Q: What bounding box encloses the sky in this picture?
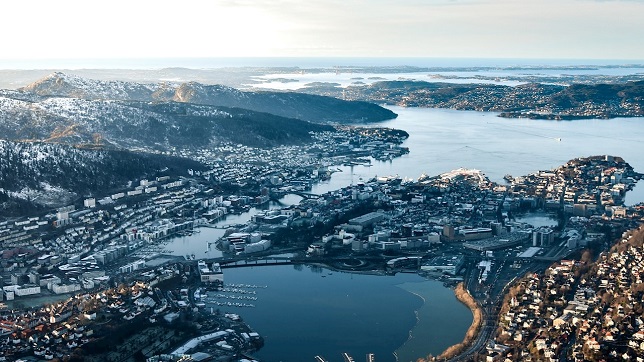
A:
[2,0,644,61]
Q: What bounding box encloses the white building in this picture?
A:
[119,259,146,274]
[243,239,272,254]
[84,198,96,208]
[51,283,81,294]
[4,285,41,297]
[198,261,224,283]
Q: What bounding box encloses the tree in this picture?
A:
[581,249,593,264]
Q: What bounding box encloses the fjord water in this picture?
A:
[217,265,472,362]
[313,106,644,205]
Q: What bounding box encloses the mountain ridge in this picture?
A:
[0,94,335,151]
[19,72,397,124]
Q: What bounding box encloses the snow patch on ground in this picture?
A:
[7,183,76,207]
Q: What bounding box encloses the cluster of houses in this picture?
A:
[183,127,409,188]
[0,125,412,301]
[2,153,641,308]
[0,261,240,361]
[493,226,644,361]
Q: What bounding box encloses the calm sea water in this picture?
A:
[212,265,471,362]
[312,106,644,206]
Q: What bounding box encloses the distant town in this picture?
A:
[300,79,644,121]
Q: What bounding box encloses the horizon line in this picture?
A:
[1,56,643,71]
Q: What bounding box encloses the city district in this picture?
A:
[1,152,643,362]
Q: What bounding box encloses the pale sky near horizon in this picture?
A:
[2,0,643,60]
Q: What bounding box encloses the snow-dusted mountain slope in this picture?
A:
[0,93,333,151]
[20,72,397,124]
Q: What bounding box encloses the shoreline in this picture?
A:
[394,280,473,362]
[436,282,483,360]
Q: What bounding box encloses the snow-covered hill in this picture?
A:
[0,139,203,214]
[20,72,397,124]
[0,92,332,151]
[21,72,162,101]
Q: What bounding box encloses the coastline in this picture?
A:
[436,282,483,360]
[394,280,473,362]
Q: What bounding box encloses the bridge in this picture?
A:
[291,191,320,199]
[202,223,244,230]
[273,191,320,200]
[218,257,295,268]
[216,256,373,269]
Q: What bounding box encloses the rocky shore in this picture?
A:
[436,283,483,360]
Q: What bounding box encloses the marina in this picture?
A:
[199,284,265,309]
[217,265,472,362]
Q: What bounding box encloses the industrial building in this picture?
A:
[463,232,531,251]
[348,212,385,228]
[421,255,465,275]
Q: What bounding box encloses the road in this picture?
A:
[447,260,549,361]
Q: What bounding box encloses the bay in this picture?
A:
[211,265,472,362]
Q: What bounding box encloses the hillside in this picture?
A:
[0,140,204,214]
[0,93,334,151]
[20,72,397,124]
[306,80,644,120]
[171,81,397,123]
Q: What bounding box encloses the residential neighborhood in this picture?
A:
[492,226,644,361]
